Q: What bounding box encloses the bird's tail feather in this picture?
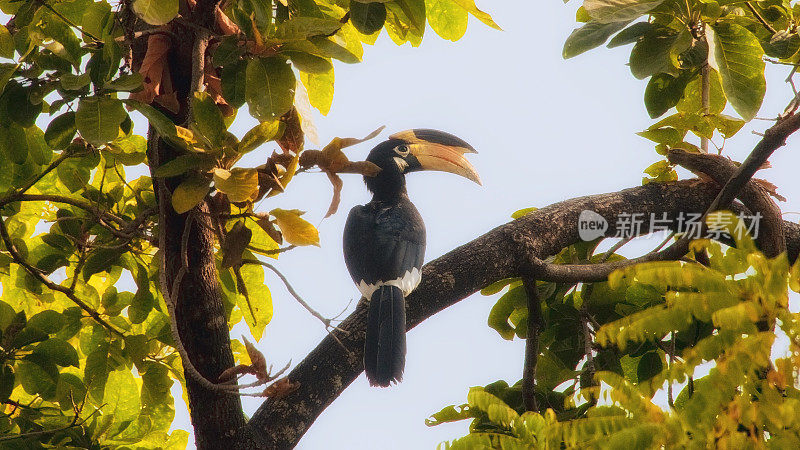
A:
[364,285,406,387]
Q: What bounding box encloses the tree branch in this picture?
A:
[240,179,800,448]
[0,216,124,337]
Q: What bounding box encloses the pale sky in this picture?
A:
[160,1,800,449]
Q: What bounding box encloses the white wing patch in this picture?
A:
[357,267,422,299]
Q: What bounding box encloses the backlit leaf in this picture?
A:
[270,208,320,246]
[711,23,765,121]
[132,0,178,26]
[172,174,211,213]
[213,168,259,203]
[76,96,128,146]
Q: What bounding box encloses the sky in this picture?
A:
[154,1,800,449]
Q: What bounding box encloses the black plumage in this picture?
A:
[342,129,479,387]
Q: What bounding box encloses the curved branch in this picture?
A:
[240,179,800,448]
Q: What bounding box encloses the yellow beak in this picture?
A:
[390,129,481,185]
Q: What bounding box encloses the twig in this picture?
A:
[36,0,102,42]
[0,216,124,337]
[114,28,179,43]
[745,2,777,34]
[0,407,100,443]
[667,331,675,408]
[602,235,634,261]
[0,194,128,226]
[521,275,542,412]
[701,62,710,153]
[242,258,349,337]
[160,215,290,394]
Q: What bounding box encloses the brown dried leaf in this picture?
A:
[216,6,241,35]
[129,33,173,106]
[341,160,381,177]
[753,178,786,202]
[262,377,300,399]
[324,171,343,218]
[322,126,385,154]
[218,364,252,382]
[243,336,268,379]
[255,212,283,244]
[221,220,252,268]
[205,67,234,117]
[277,107,304,154]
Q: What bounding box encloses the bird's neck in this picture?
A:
[365,172,408,201]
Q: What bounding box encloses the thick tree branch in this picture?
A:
[240,179,800,448]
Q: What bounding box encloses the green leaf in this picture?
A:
[245,57,296,121]
[4,81,42,127]
[103,369,141,424]
[427,0,468,42]
[0,365,13,401]
[350,1,387,35]
[28,310,64,334]
[310,36,361,64]
[172,173,210,213]
[637,127,684,146]
[25,125,52,165]
[629,28,678,79]
[300,69,334,116]
[60,72,92,91]
[451,0,501,30]
[644,71,692,119]
[45,111,77,150]
[132,0,178,26]
[0,123,29,165]
[221,61,247,109]
[17,358,58,399]
[286,52,334,74]
[83,248,124,280]
[584,0,664,23]
[677,69,725,115]
[395,0,426,32]
[563,20,630,59]
[76,96,128,146]
[711,23,766,121]
[0,25,13,58]
[710,114,745,138]
[154,153,215,177]
[213,168,259,203]
[274,17,343,40]
[106,134,147,165]
[237,258,273,340]
[239,121,285,154]
[32,338,79,367]
[607,21,652,48]
[636,351,663,381]
[104,72,144,92]
[191,91,226,147]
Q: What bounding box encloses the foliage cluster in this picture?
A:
[429,0,800,448]
[0,0,497,446]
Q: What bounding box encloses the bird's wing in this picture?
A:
[343,200,426,297]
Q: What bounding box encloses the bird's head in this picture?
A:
[364,129,481,198]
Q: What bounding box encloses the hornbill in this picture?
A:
[343,129,480,387]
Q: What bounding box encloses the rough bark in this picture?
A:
[135,2,245,447]
[241,179,800,448]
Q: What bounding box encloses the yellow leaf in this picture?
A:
[269,151,300,197]
[270,208,319,246]
[171,174,210,213]
[213,167,259,203]
[791,258,800,293]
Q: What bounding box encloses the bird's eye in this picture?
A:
[394,145,410,157]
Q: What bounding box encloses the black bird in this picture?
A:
[343,129,480,386]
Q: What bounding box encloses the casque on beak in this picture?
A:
[389,129,482,185]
